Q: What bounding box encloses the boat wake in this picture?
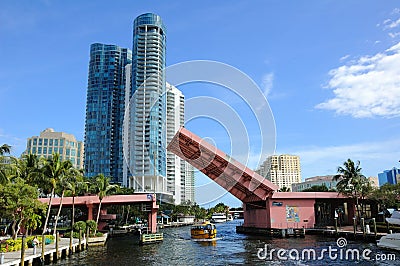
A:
[192,237,222,242]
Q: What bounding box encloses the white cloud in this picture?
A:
[261,72,274,97]
[377,10,400,38]
[389,32,400,38]
[339,54,350,61]
[316,41,400,118]
[384,18,400,29]
[392,8,400,15]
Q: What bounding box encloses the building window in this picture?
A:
[38,147,42,154]
[43,147,47,154]
[54,139,58,146]
[49,139,53,146]
[59,148,63,154]
[60,139,64,146]
[33,138,37,145]
[44,139,48,146]
[39,139,42,145]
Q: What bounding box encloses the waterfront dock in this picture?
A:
[139,233,163,245]
[237,224,388,242]
[0,237,86,266]
[306,225,387,241]
[87,233,108,246]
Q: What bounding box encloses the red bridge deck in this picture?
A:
[167,127,278,203]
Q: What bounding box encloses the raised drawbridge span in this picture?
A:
[167,127,278,203]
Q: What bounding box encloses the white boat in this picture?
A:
[377,210,400,251]
[211,213,227,223]
[385,210,400,225]
[227,214,233,221]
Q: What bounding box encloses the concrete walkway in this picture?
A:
[1,237,84,266]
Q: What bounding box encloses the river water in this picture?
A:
[55,220,400,265]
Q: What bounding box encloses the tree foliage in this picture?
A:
[0,144,11,155]
[333,159,372,219]
[0,178,46,239]
[370,183,400,209]
[90,174,118,230]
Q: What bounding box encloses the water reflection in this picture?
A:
[54,220,400,266]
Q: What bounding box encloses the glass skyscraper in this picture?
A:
[129,13,168,194]
[378,167,400,186]
[84,43,132,183]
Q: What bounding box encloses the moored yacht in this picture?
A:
[377,210,400,251]
[211,213,227,223]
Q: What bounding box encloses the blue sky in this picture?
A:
[1,1,400,207]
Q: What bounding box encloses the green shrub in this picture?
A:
[63,231,80,238]
[95,232,103,237]
[86,220,97,233]
[73,221,87,232]
[1,238,27,252]
[0,235,54,252]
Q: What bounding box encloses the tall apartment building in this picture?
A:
[129,13,168,196]
[122,64,132,187]
[257,154,301,190]
[183,161,195,203]
[25,128,84,169]
[165,83,195,204]
[84,43,132,183]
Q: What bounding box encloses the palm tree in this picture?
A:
[333,159,368,221]
[53,166,78,234]
[10,154,42,185]
[0,144,11,155]
[64,170,87,249]
[41,153,73,235]
[66,172,87,230]
[278,186,291,192]
[0,159,10,185]
[0,144,11,184]
[91,174,118,232]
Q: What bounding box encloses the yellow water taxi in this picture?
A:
[191,221,217,240]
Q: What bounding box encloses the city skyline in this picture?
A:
[1,1,400,207]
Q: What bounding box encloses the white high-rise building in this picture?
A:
[166,83,195,204]
[129,13,168,197]
[257,154,301,190]
[183,161,195,203]
[122,64,132,187]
